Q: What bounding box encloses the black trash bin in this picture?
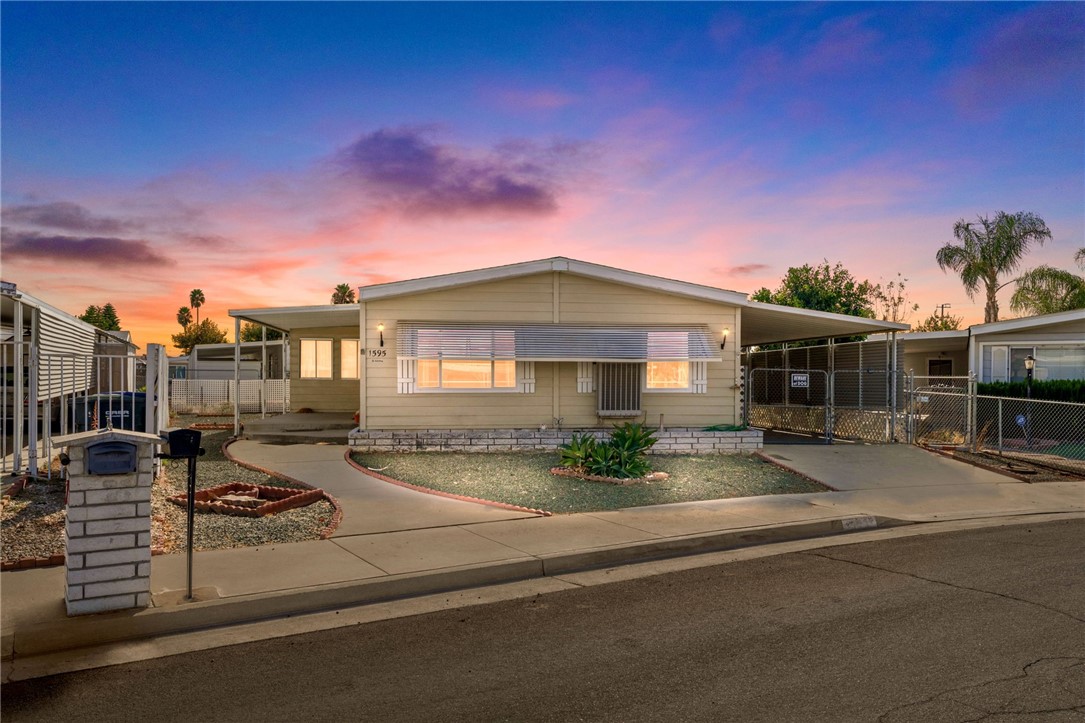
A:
[70,392,147,432]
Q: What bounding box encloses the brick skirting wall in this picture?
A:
[349,428,762,454]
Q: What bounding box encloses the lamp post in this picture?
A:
[1024,355,1035,448]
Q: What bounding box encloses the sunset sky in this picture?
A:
[2,2,1082,353]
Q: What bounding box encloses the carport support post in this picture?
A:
[889,331,897,443]
[234,317,241,437]
[260,325,267,419]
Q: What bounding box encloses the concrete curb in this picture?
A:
[2,514,902,660]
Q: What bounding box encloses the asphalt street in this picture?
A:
[4,518,1083,722]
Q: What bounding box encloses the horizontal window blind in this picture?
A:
[397,323,717,362]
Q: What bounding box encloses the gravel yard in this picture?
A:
[2,425,337,565]
[352,452,825,514]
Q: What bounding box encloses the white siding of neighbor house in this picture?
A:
[346,271,740,430]
[37,306,98,398]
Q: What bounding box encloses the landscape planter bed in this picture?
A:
[168,482,324,517]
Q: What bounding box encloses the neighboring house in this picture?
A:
[229,258,907,435]
[897,309,1085,383]
[178,341,287,381]
[1,280,140,472]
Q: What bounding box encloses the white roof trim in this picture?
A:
[358,256,750,305]
[967,309,1085,336]
[228,304,358,332]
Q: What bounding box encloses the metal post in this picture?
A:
[28,346,39,475]
[889,331,897,443]
[233,317,241,437]
[186,455,196,600]
[826,370,834,445]
[261,325,267,419]
[997,397,1003,454]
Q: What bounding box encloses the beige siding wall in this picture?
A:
[289,326,360,413]
[901,351,968,378]
[359,271,740,429]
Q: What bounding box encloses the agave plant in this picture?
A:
[559,433,597,469]
[608,423,658,456]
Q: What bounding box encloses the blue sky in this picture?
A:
[2,2,1082,349]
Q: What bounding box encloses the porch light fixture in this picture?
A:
[377,323,385,348]
[1024,354,1035,372]
[720,329,729,351]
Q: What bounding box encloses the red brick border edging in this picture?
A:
[222,439,343,539]
[345,450,552,517]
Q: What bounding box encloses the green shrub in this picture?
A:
[559,433,598,469]
[558,423,657,479]
[977,379,1085,403]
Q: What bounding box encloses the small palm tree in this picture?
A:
[177,306,193,328]
[935,211,1052,323]
[331,283,356,304]
[189,289,206,324]
[1011,247,1085,316]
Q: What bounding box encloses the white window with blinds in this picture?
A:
[300,339,333,380]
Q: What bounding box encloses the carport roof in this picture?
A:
[228,304,358,333]
[740,303,908,347]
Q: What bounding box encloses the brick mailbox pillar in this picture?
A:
[53,429,162,616]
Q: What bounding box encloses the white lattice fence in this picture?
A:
[170,380,289,413]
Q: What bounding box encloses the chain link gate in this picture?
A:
[746,368,832,441]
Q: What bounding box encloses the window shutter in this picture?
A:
[991,346,1009,383]
[691,361,708,393]
[577,362,594,393]
[518,361,536,393]
[397,358,416,394]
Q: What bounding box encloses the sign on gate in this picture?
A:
[791,373,810,388]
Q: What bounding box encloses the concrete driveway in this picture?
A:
[760,444,1014,491]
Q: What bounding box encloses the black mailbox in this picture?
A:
[160,428,203,459]
[87,441,139,475]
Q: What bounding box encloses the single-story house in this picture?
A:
[229,258,907,450]
[896,309,1085,383]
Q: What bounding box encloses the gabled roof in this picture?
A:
[358,256,751,305]
[231,257,909,343]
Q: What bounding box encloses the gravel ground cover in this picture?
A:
[352,452,825,514]
[2,425,336,565]
[1,477,66,563]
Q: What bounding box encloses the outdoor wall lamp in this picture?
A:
[377,323,385,347]
[720,328,729,351]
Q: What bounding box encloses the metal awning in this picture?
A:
[741,303,910,347]
[396,323,718,362]
[228,304,358,333]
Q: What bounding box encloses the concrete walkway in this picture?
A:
[3,442,1083,680]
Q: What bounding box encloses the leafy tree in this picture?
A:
[1010,247,1085,316]
[871,273,920,324]
[752,261,876,318]
[331,283,356,304]
[240,322,284,342]
[171,318,228,355]
[176,306,193,328]
[751,261,877,347]
[912,311,964,332]
[189,288,206,325]
[935,211,1052,323]
[79,304,121,331]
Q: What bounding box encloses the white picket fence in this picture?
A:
[169,379,288,414]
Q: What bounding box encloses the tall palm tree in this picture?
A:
[189,289,205,325]
[331,283,356,304]
[935,211,1052,323]
[177,306,193,328]
[1010,247,1085,316]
